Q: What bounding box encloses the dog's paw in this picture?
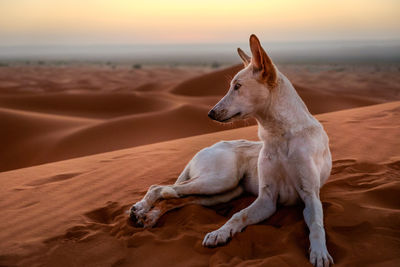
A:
[129,203,147,227]
[202,228,232,247]
[130,201,147,214]
[309,246,334,267]
[142,209,161,228]
[129,204,161,228]
[129,209,145,227]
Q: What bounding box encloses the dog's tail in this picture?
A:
[175,163,191,184]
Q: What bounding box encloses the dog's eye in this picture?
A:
[234,83,241,90]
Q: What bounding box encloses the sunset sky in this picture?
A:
[0,0,399,46]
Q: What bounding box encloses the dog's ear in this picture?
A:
[237,48,250,66]
[249,34,277,87]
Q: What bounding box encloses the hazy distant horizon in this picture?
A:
[1,39,399,64]
[2,0,399,64]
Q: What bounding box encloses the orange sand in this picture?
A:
[0,101,399,266]
[1,64,397,172]
[0,64,399,266]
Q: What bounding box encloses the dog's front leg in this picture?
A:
[292,159,333,267]
[202,191,276,247]
[301,191,333,267]
[203,155,278,247]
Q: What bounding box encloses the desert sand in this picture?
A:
[2,63,399,172]
[0,63,399,266]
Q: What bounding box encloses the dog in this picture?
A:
[130,139,262,227]
[130,34,333,267]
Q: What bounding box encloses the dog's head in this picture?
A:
[208,34,278,123]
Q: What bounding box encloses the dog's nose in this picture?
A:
[208,109,216,120]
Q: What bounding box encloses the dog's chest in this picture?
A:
[262,143,300,205]
[276,175,299,205]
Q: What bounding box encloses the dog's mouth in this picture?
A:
[220,112,241,122]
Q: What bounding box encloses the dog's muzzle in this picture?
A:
[208,109,217,120]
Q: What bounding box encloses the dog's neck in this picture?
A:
[255,73,316,142]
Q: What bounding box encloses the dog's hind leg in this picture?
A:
[132,172,240,216]
[174,163,190,184]
[133,186,244,228]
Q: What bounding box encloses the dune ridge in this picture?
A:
[0,101,399,267]
[1,63,399,172]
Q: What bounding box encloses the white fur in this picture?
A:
[130,35,333,267]
[130,140,261,227]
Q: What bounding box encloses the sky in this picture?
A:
[0,0,399,46]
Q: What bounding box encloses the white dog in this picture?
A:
[130,34,333,267]
[130,140,262,226]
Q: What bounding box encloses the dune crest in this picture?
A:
[1,64,399,171]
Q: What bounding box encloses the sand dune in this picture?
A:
[171,65,243,96]
[0,93,175,118]
[294,85,380,114]
[0,102,399,266]
[0,107,98,171]
[0,63,399,172]
[38,105,236,162]
[171,64,382,114]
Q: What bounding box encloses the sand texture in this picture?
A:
[0,63,399,266]
[1,64,398,172]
